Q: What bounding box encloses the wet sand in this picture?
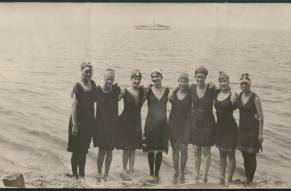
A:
[0,148,289,188]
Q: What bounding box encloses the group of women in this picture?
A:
[66,62,264,186]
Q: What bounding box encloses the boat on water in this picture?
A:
[134,22,170,30]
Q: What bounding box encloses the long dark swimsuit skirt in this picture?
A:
[116,87,144,150]
[189,84,216,147]
[168,89,192,144]
[143,87,169,153]
[93,84,121,150]
[67,81,97,153]
[237,92,260,154]
[214,91,237,152]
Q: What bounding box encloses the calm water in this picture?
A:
[0,5,291,185]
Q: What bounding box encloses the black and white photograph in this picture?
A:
[0,2,290,188]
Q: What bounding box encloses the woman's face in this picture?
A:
[131,77,141,88]
[178,78,189,90]
[151,72,162,85]
[104,71,115,88]
[82,68,92,81]
[195,73,206,85]
[240,82,251,93]
[218,78,229,90]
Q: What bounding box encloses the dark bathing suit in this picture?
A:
[189,83,216,147]
[116,87,144,150]
[168,88,192,145]
[93,84,121,150]
[143,86,169,153]
[214,90,237,152]
[67,80,97,153]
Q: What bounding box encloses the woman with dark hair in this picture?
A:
[67,62,97,180]
[143,68,169,184]
[116,69,145,178]
[214,71,237,185]
[237,73,264,186]
[189,65,216,183]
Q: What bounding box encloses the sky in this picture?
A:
[1,3,291,30]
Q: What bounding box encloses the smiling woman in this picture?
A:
[115,69,145,178]
[168,72,192,183]
[214,71,238,185]
[142,68,170,184]
[189,65,216,183]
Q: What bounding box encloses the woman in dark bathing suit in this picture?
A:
[93,69,123,182]
[214,71,237,185]
[67,62,97,180]
[168,72,192,183]
[143,68,169,184]
[237,73,264,186]
[116,70,145,177]
[189,66,216,183]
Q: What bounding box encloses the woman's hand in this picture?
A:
[168,88,174,100]
[121,88,125,96]
[258,134,264,143]
[231,92,237,103]
[72,125,78,136]
[141,84,151,102]
[208,81,215,89]
[118,88,125,101]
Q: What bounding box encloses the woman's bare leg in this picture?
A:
[128,149,136,173]
[122,150,129,172]
[172,142,180,177]
[97,149,106,181]
[227,150,236,184]
[194,145,202,179]
[180,144,188,178]
[202,147,211,183]
[219,149,227,185]
[104,150,113,180]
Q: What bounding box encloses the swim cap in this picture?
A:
[178,72,189,81]
[151,68,163,78]
[195,65,208,77]
[80,62,92,73]
[240,73,251,85]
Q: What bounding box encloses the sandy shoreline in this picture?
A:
[0,149,289,189]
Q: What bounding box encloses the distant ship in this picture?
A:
[134,22,170,30]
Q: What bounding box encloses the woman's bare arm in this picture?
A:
[118,87,125,101]
[71,93,78,136]
[142,84,151,102]
[254,96,264,143]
